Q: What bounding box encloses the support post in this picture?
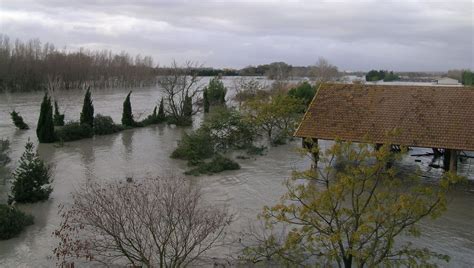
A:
[449,149,458,173]
[443,149,451,171]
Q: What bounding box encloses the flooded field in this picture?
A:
[0,80,473,267]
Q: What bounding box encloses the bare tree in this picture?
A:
[309,57,339,82]
[53,176,232,267]
[157,61,204,126]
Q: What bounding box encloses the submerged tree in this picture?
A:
[243,94,304,144]
[203,88,210,113]
[10,110,29,130]
[9,140,52,204]
[0,139,11,177]
[242,140,463,267]
[157,97,165,121]
[36,93,56,143]
[53,101,65,126]
[122,91,135,127]
[205,77,227,106]
[157,61,203,126]
[80,87,94,127]
[54,176,232,267]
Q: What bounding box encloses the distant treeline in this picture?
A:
[0,36,343,92]
[239,59,340,81]
[0,35,161,92]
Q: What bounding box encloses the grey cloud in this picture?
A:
[0,0,472,71]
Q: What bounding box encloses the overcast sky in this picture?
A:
[1,0,472,71]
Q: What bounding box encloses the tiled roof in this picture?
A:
[294,83,474,151]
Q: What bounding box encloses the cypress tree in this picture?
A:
[9,139,52,204]
[203,89,210,113]
[53,101,65,126]
[183,95,193,118]
[158,97,165,121]
[122,91,135,127]
[36,94,56,143]
[80,87,94,127]
[10,110,29,130]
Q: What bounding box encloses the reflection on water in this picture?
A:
[0,83,473,267]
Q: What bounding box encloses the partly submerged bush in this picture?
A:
[185,155,240,176]
[10,110,29,130]
[171,129,214,163]
[9,140,53,204]
[53,101,65,126]
[55,121,93,142]
[140,105,165,126]
[204,107,256,151]
[93,114,123,135]
[0,204,34,240]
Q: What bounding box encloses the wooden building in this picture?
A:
[294,83,474,172]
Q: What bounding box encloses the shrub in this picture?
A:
[10,110,29,130]
[36,93,56,143]
[53,101,65,126]
[157,98,165,121]
[0,204,34,240]
[9,140,53,204]
[203,88,210,113]
[93,114,122,135]
[171,129,214,163]
[141,104,165,126]
[55,121,93,142]
[0,139,11,167]
[287,81,316,107]
[80,87,94,127]
[205,77,227,106]
[185,155,240,176]
[204,107,256,151]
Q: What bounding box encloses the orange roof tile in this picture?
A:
[294,83,474,151]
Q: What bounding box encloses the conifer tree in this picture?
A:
[183,94,193,118]
[53,101,65,126]
[203,89,210,113]
[9,139,52,204]
[122,91,135,127]
[36,93,56,143]
[10,110,29,130]
[80,87,94,127]
[158,97,165,121]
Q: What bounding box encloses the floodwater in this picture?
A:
[0,78,473,267]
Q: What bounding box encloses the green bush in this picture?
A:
[288,81,316,107]
[55,121,93,142]
[0,139,10,167]
[10,110,29,130]
[140,104,165,126]
[9,140,52,204]
[171,129,214,163]
[204,107,256,150]
[185,155,240,176]
[93,114,123,135]
[0,204,34,240]
[206,77,227,105]
[53,101,65,126]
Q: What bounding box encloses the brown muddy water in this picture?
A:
[0,79,473,267]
